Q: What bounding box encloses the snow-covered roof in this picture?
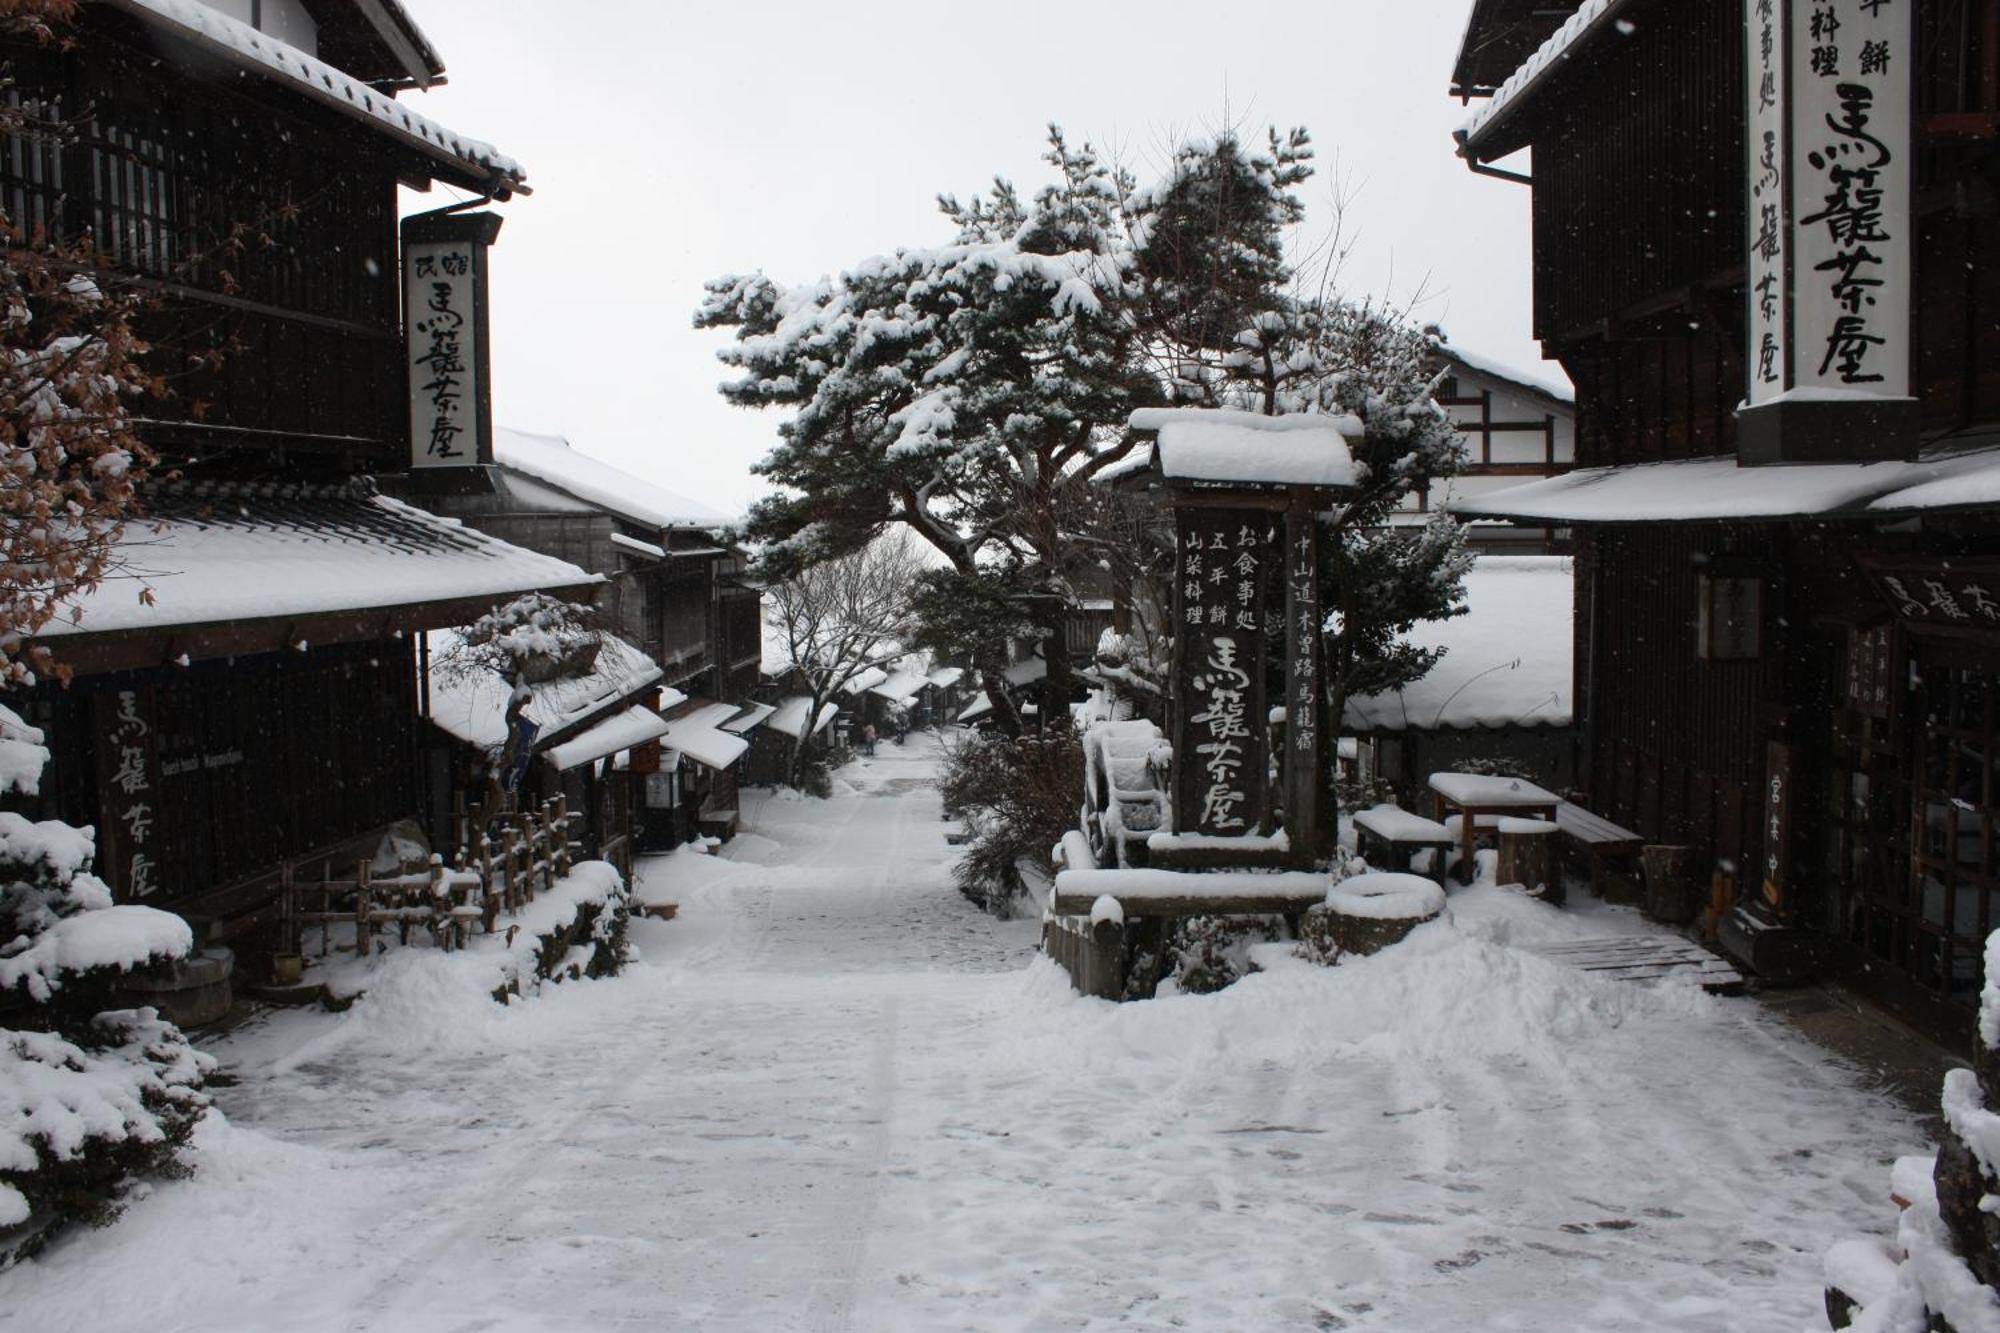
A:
[721,701,776,734]
[1452,444,2000,524]
[496,428,736,533]
[926,666,965,688]
[958,694,994,724]
[870,669,929,705]
[1343,556,1573,733]
[1441,346,1574,406]
[766,695,839,740]
[1458,0,1629,159]
[542,705,672,773]
[662,699,749,772]
[610,532,667,561]
[843,666,890,696]
[1128,408,1361,490]
[427,629,671,754]
[40,483,598,647]
[106,0,525,194]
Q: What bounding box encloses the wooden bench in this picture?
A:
[1554,800,1644,899]
[1352,804,1455,884]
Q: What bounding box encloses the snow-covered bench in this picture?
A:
[1554,800,1643,898]
[1352,804,1454,883]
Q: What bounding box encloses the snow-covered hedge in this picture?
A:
[491,860,631,1002]
[0,703,210,1261]
[1825,930,2000,1330]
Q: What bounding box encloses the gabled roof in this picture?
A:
[1128,408,1362,491]
[1439,346,1575,407]
[496,428,736,534]
[105,0,523,195]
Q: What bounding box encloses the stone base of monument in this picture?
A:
[1310,873,1448,958]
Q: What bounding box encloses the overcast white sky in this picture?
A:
[396,0,1541,516]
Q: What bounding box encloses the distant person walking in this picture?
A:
[861,722,877,757]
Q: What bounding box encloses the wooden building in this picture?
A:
[4,2,602,972]
[1404,346,1577,553]
[1449,0,2000,1041]
[416,427,765,847]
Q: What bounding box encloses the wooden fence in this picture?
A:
[283,796,580,959]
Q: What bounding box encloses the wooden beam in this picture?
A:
[1050,885,1326,917]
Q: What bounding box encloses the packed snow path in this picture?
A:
[1,734,1928,1331]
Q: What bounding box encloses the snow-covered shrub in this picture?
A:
[1824,929,2000,1330]
[939,729,1083,913]
[436,592,601,687]
[1168,915,1280,994]
[0,703,209,1260]
[493,860,632,1003]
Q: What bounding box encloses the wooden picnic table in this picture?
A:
[1427,772,1562,884]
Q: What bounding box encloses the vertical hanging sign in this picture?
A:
[402,212,504,470]
[1745,0,1788,405]
[1738,0,1915,463]
[1172,508,1271,838]
[1282,504,1325,863]
[94,687,162,901]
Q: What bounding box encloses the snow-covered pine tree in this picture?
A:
[697,129,1159,734]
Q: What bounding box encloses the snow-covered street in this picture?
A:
[0,735,1930,1331]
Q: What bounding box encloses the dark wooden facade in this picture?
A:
[1457,0,2000,1040]
[0,6,556,965]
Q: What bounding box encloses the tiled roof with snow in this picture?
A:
[1128,408,1361,490]
[1457,0,1624,157]
[1451,443,2000,524]
[42,482,598,642]
[427,629,669,754]
[767,695,838,739]
[1343,556,1572,733]
[497,428,736,533]
[107,0,525,192]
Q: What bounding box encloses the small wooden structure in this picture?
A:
[1352,804,1457,884]
[1042,409,1362,999]
[1427,771,1561,884]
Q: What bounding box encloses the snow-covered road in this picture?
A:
[0,734,1928,1331]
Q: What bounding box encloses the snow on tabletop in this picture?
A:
[1428,771,1561,807]
[1053,866,1327,902]
[44,494,597,641]
[766,695,839,739]
[1128,407,1361,489]
[496,428,736,532]
[660,701,750,772]
[0,905,192,1002]
[1352,804,1452,841]
[427,629,664,753]
[1326,873,1448,921]
[541,705,670,774]
[109,0,523,185]
[1343,556,1573,733]
[1495,816,1556,835]
[1448,451,2000,525]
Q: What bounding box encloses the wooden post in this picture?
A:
[1282,501,1328,865]
[355,859,372,957]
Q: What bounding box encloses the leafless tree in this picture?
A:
[764,532,927,788]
